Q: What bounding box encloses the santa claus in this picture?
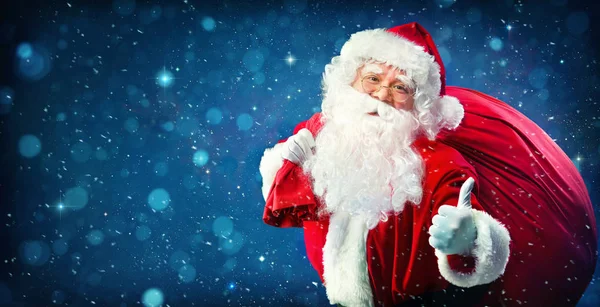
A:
[259,23,597,306]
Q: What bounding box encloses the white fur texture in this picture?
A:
[259,142,285,201]
[339,29,439,99]
[438,95,464,130]
[304,84,424,230]
[322,211,374,307]
[287,28,469,306]
[435,209,511,288]
[322,28,465,139]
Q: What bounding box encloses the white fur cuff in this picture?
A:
[259,142,286,201]
[436,209,511,288]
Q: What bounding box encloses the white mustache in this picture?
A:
[347,91,399,121]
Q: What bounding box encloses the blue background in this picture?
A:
[0,0,599,306]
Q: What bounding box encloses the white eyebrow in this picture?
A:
[395,74,416,89]
[361,64,383,75]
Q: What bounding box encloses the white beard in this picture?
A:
[304,84,424,229]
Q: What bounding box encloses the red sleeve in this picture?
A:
[263,161,319,227]
[431,167,483,274]
[262,118,321,228]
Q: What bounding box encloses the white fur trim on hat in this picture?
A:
[437,95,464,130]
[259,142,286,201]
[335,28,465,134]
[435,209,511,288]
[339,29,441,101]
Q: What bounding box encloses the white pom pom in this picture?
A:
[438,95,464,130]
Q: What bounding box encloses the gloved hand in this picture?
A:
[281,128,316,166]
[428,177,477,255]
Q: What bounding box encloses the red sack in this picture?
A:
[439,86,597,303]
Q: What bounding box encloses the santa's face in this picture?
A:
[350,63,416,112]
[304,62,424,228]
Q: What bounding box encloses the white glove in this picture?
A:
[281,128,315,166]
[428,177,477,255]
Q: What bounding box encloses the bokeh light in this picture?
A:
[169,250,191,271]
[14,44,52,81]
[135,225,152,241]
[236,113,253,131]
[161,121,174,131]
[566,11,589,35]
[124,117,140,133]
[219,231,245,255]
[489,37,503,51]
[19,241,50,266]
[528,67,549,89]
[212,216,234,237]
[205,107,223,125]
[242,50,265,72]
[201,17,216,31]
[147,188,170,211]
[56,112,66,121]
[86,229,105,246]
[223,258,237,272]
[52,239,69,256]
[193,150,210,167]
[95,147,108,160]
[18,134,41,158]
[142,288,164,307]
[16,43,33,58]
[51,290,66,304]
[70,142,92,163]
[154,162,168,176]
[178,264,197,283]
[63,187,89,210]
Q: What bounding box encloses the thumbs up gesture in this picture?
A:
[428,177,478,255]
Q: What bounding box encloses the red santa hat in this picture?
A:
[329,22,464,134]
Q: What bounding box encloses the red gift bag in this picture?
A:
[438,86,597,304]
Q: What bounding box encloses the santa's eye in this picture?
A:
[392,84,408,93]
[363,75,380,84]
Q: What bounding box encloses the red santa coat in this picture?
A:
[262,113,501,306]
[260,87,596,306]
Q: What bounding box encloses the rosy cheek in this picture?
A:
[394,100,413,111]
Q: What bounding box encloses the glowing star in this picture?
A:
[259,255,265,262]
[156,68,174,87]
[285,54,296,68]
[506,25,512,31]
[58,203,64,210]
[228,282,235,290]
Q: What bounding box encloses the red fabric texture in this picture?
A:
[262,87,597,305]
[263,114,482,305]
[262,114,324,228]
[439,86,598,306]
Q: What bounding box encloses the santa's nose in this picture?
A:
[371,87,393,105]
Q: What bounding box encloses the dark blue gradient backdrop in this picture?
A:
[0,0,599,306]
